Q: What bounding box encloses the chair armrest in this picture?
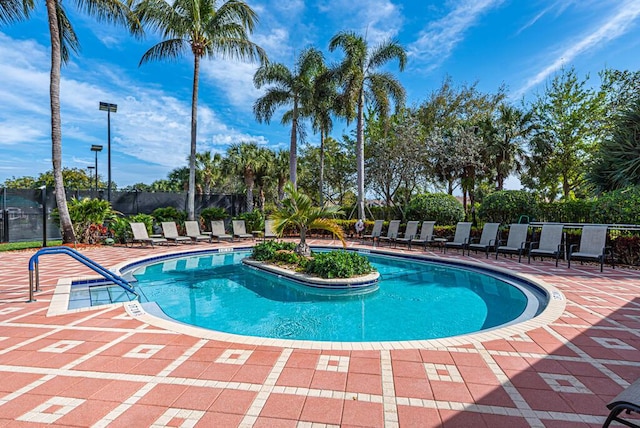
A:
[569,243,578,254]
[529,241,540,250]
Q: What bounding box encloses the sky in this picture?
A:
[1,0,640,189]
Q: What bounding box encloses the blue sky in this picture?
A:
[1,0,639,188]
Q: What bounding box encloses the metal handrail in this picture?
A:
[28,246,137,302]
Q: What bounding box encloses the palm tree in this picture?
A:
[486,104,536,190]
[329,31,407,220]
[224,142,268,212]
[272,149,290,202]
[196,151,222,194]
[135,0,266,221]
[2,0,133,243]
[310,67,340,207]
[253,47,324,187]
[271,182,345,257]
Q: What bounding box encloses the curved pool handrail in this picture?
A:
[28,246,137,298]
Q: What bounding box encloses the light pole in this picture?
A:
[39,185,46,248]
[90,144,103,196]
[99,102,117,202]
[87,166,95,195]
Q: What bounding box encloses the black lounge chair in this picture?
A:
[568,225,614,272]
[603,377,640,427]
[467,222,500,258]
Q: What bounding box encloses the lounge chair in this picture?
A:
[444,222,472,253]
[210,220,233,242]
[185,221,211,243]
[232,220,254,240]
[161,222,192,245]
[378,220,401,247]
[568,225,613,272]
[528,224,564,266]
[495,224,529,262]
[362,220,384,245]
[395,221,419,248]
[129,222,168,247]
[264,219,277,240]
[467,223,500,258]
[410,221,436,250]
[603,377,640,428]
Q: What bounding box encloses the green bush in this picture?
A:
[273,249,306,267]
[252,240,297,261]
[305,251,373,279]
[108,214,155,244]
[151,207,186,224]
[200,207,227,231]
[478,190,538,224]
[236,210,264,234]
[405,193,464,225]
[590,186,640,225]
[52,197,118,244]
[538,199,596,223]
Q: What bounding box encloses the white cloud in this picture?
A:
[515,0,640,97]
[408,0,505,71]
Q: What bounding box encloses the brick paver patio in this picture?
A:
[1,238,639,427]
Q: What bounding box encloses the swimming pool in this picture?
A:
[126,249,547,342]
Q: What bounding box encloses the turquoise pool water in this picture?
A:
[130,250,535,342]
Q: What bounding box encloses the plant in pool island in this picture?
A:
[270,182,346,257]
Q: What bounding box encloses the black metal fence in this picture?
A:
[0,188,245,243]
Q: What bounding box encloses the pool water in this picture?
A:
[130,250,532,342]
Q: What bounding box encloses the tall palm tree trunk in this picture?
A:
[244,175,254,212]
[187,55,200,221]
[289,103,298,187]
[46,0,75,243]
[319,130,325,207]
[356,91,366,220]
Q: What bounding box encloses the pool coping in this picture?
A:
[48,245,566,350]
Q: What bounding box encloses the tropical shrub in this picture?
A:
[478,190,538,224]
[252,240,296,261]
[151,207,186,224]
[590,186,640,225]
[538,199,596,223]
[200,207,227,230]
[305,251,373,279]
[236,210,264,235]
[405,193,464,225]
[53,197,118,244]
[108,214,155,244]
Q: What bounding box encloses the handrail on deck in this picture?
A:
[28,246,137,302]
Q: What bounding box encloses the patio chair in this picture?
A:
[528,224,564,266]
[264,219,277,240]
[210,220,233,242]
[129,222,168,247]
[362,220,384,245]
[161,222,191,245]
[467,223,500,258]
[395,221,419,249]
[232,220,254,240]
[378,220,401,247]
[603,377,640,428]
[444,222,472,254]
[185,221,211,243]
[495,224,529,262]
[568,225,613,272]
[410,221,436,250]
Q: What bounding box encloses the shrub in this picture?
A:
[272,249,306,267]
[109,214,155,244]
[200,207,227,231]
[252,240,296,261]
[151,207,186,224]
[538,199,596,223]
[590,186,640,225]
[305,251,373,279]
[405,193,464,225]
[478,190,538,224]
[52,197,118,244]
[236,210,264,234]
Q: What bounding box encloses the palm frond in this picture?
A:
[139,38,188,65]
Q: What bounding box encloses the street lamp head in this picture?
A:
[91,144,103,152]
[99,102,117,113]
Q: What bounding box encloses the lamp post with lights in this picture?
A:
[98,102,117,202]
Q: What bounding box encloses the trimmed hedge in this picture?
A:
[305,251,374,279]
[406,193,464,225]
[477,190,538,224]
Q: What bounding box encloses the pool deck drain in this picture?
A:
[1,239,639,426]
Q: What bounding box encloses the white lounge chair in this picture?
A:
[161,222,191,245]
[410,221,436,250]
[129,222,168,247]
[568,225,613,272]
[362,220,384,245]
[467,223,500,258]
[495,224,529,262]
[444,222,472,253]
[185,221,211,243]
[210,220,233,242]
[232,220,254,240]
[395,221,419,248]
[378,220,401,247]
[528,224,564,266]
